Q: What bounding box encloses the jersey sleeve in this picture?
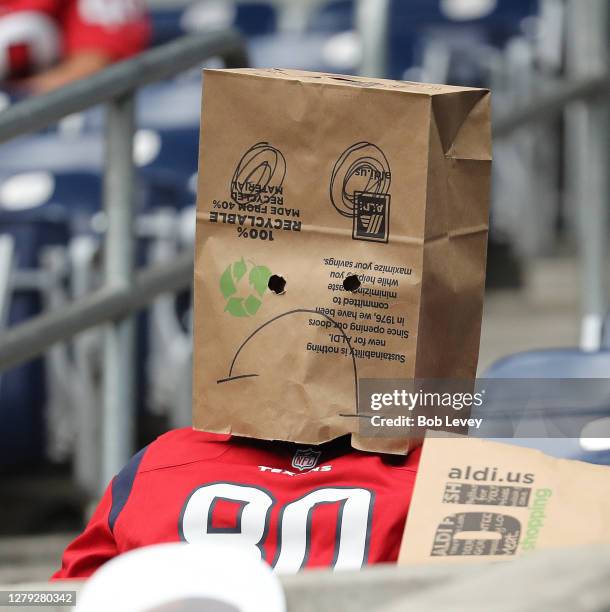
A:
[51,481,118,580]
[64,0,151,61]
[52,444,149,580]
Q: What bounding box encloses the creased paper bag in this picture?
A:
[193,69,491,454]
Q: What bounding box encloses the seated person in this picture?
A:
[54,67,490,580]
[0,0,150,93]
[53,429,421,578]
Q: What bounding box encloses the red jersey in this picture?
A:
[53,428,420,579]
[0,0,150,61]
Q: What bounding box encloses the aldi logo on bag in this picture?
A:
[353,192,391,243]
[329,142,392,244]
[292,448,322,471]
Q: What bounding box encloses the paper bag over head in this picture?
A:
[193,68,492,454]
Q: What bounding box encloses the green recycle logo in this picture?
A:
[219,257,272,317]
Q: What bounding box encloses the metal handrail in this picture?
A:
[0,30,247,142]
[0,250,193,373]
[0,29,248,487]
[493,71,610,138]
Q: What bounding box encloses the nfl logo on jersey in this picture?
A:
[292,448,321,471]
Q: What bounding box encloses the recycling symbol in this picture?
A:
[219,258,272,318]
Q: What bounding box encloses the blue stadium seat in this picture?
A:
[0,121,193,210]
[0,212,69,467]
[477,349,610,464]
[247,32,342,73]
[388,0,538,80]
[0,290,48,467]
[235,2,277,36]
[308,0,354,33]
[150,8,186,46]
[0,132,104,174]
[137,79,202,131]
[136,127,199,210]
[0,171,102,222]
[484,349,610,380]
[413,27,494,87]
[0,170,102,467]
[150,2,277,46]
[577,450,610,466]
[0,167,159,467]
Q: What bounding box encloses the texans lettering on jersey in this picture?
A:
[53,429,421,579]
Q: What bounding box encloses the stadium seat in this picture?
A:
[137,78,202,131]
[0,170,100,467]
[234,2,277,36]
[413,27,495,87]
[577,449,610,466]
[136,127,199,210]
[0,169,130,468]
[0,293,47,466]
[150,8,186,46]
[308,0,355,33]
[0,170,103,225]
[248,31,349,73]
[484,348,610,380]
[0,209,69,467]
[476,349,610,464]
[150,1,277,46]
[0,132,103,174]
[387,0,538,80]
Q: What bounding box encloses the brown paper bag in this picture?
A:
[193,68,491,454]
[399,435,610,563]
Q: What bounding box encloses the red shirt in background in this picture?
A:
[0,0,150,61]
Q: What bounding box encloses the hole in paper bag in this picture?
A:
[343,275,361,292]
[268,275,286,295]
